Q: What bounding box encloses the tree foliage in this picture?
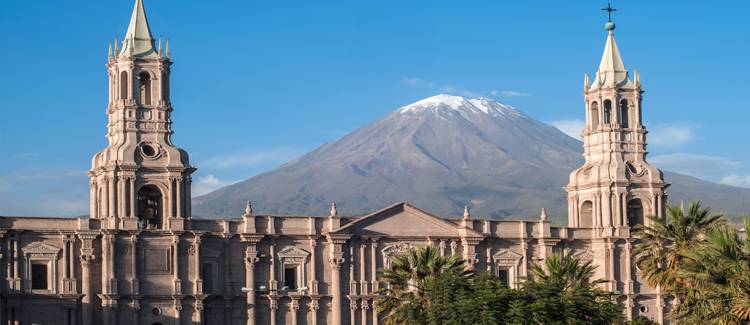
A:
[374,246,622,325]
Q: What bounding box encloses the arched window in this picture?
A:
[138,72,152,105]
[603,100,612,124]
[590,102,599,129]
[137,185,163,230]
[120,71,129,99]
[580,201,594,227]
[619,100,629,128]
[627,199,644,227]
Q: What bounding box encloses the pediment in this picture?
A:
[493,249,523,266]
[332,203,480,238]
[22,242,61,256]
[278,247,310,259]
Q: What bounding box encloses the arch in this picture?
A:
[120,71,129,100]
[590,101,600,129]
[627,198,644,227]
[137,185,163,229]
[603,100,612,124]
[138,72,152,105]
[579,200,594,227]
[619,99,629,128]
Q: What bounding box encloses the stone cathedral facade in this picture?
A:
[0,1,671,325]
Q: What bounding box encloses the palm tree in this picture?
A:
[375,246,470,325]
[632,201,724,291]
[675,221,750,324]
[529,251,607,292]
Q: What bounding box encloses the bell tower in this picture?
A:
[566,16,667,233]
[89,0,194,231]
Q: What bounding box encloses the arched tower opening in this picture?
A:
[627,198,644,227]
[590,101,600,129]
[580,201,594,227]
[120,71,129,99]
[137,185,163,229]
[138,72,152,105]
[603,100,612,124]
[619,99,629,128]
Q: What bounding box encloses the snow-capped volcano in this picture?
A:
[398,94,524,118]
[193,94,750,219]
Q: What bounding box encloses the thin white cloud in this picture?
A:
[650,153,750,188]
[192,174,237,197]
[721,175,750,188]
[200,147,305,170]
[649,124,694,147]
[402,77,484,99]
[549,119,585,139]
[499,90,531,98]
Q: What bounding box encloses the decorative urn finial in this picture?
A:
[463,205,471,220]
[330,202,338,217]
[540,208,548,221]
[244,201,253,216]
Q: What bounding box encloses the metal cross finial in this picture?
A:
[602,2,617,22]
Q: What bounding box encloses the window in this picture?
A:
[580,201,594,227]
[590,102,599,129]
[31,263,48,290]
[284,267,298,290]
[138,72,152,105]
[162,72,170,101]
[603,100,612,124]
[619,100,629,128]
[497,269,509,287]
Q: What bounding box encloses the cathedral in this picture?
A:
[0,1,670,324]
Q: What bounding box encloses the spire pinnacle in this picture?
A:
[590,6,633,90]
[463,205,471,220]
[329,202,338,217]
[120,0,157,58]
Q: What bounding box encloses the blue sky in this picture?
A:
[1,1,748,216]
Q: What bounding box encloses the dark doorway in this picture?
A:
[31,264,48,290]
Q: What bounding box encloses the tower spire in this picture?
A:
[591,3,632,89]
[120,0,157,58]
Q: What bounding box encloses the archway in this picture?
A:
[137,185,163,229]
[580,201,594,227]
[627,199,644,227]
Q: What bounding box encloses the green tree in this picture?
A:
[632,201,724,291]
[524,252,623,325]
[375,246,469,325]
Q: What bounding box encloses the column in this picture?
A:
[269,299,278,325]
[168,178,175,218]
[245,246,259,325]
[309,301,319,325]
[173,234,181,294]
[78,233,97,325]
[109,176,117,218]
[290,299,300,325]
[131,300,140,325]
[186,177,192,218]
[129,178,136,219]
[359,241,368,324]
[176,177,183,219]
[130,234,138,294]
[349,299,357,325]
[102,179,109,219]
[90,180,98,219]
[370,238,379,325]
[328,239,345,325]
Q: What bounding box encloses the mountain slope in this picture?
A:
[193,95,750,219]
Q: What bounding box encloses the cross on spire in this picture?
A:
[602,2,617,22]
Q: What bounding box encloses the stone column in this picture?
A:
[176,177,183,219]
[327,237,346,325]
[349,299,357,325]
[129,178,136,219]
[131,300,140,325]
[269,299,278,325]
[290,298,300,325]
[172,234,181,294]
[90,180,98,219]
[242,237,261,325]
[309,300,319,325]
[77,232,98,325]
[370,238,379,325]
[109,176,117,219]
[194,300,204,325]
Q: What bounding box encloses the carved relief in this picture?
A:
[382,242,415,268]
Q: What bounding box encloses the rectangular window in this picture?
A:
[284,267,298,290]
[497,269,509,287]
[31,263,48,290]
[202,262,214,294]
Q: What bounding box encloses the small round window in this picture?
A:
[141,144,157,158]
[639,305,648,313]
[152,307,162,315]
